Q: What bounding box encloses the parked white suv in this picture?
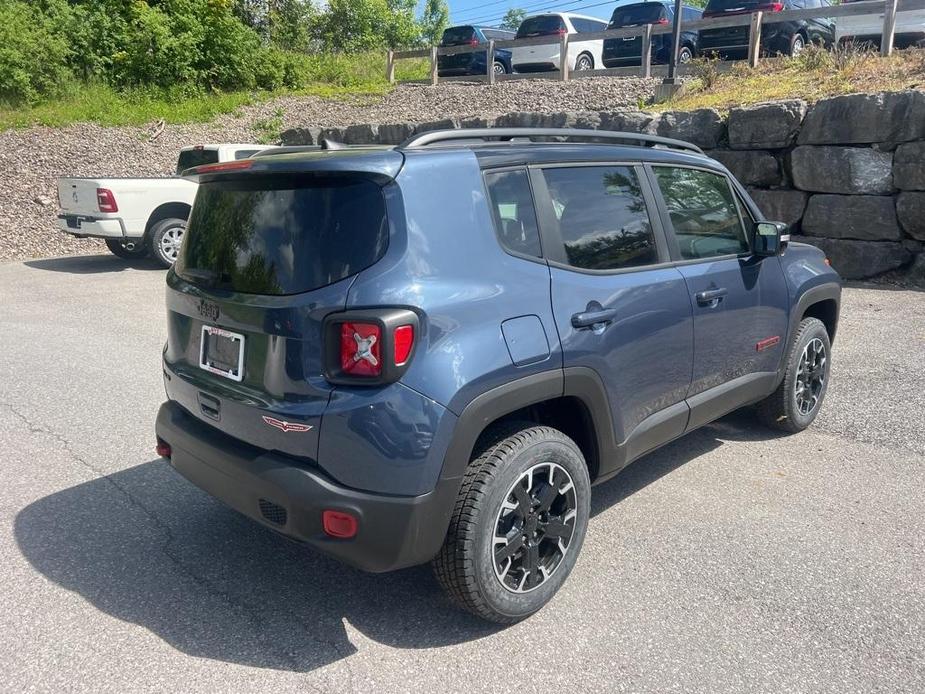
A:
[56,144,271,267]
[511,13,609,73]
[836,0,925,48]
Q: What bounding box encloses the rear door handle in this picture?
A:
[571,307,618,329]
[695,288,728,306]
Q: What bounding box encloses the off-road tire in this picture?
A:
[757,317,831,433]
[149,217,187,268]
[105,239,149,260]
[432,423,591,624]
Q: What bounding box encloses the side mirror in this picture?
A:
[754,221,789,257]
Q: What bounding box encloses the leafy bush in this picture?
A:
[0,1,71,104]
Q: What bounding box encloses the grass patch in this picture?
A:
[660,45,925,112]
[0,51,429,130]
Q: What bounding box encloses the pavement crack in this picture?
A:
[1,401,345,680]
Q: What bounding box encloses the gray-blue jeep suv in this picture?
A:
[155,128,841,623]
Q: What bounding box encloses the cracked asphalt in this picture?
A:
[1,254,923,693]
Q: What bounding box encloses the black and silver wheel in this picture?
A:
[678,45,694,63]
[575,52,594,71]
[757,317,831,432]
[493,60,507,75]
[105,238,149,260]
[433,423,591,623]
[788,32,806,56]
[148,217,186,268]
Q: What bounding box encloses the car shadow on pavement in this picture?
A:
[13,410,778,673]
[24,254,164,274]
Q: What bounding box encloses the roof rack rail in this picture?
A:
[397,128,704,155]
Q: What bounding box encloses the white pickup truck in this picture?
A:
[56,143,270,267]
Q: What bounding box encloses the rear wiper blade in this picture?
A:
[181,268,219,285]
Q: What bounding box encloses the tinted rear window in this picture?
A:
[176,149,219,175]
[441,26,477,45]
[609,4,667,26]
[176,175,388,295]
[516,15,566,37]
[704,0,766,12]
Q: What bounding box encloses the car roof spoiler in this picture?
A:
[397,128,704,155]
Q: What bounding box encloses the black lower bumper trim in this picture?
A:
[156,401,459,573]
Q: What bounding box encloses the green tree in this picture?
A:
[500,8,527,31]
[419,0,449,46]
[315,0,420,51]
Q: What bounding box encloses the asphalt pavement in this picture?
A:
[1,254,922,693]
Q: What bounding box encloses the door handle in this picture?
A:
[695,288,728,306]
[571,307,618,329]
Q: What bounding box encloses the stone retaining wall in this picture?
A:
[281,90,925,283]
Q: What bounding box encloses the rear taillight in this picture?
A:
[340,322,382,376]
[656,17,669,24]
[324,309,419,385]
[765,2,784,11]
[556,28,568,36]
[468,37,479,46]
[191,159,254,175]
[322,510,358,539]
[96,188,118,213]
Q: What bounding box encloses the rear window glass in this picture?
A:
[704,0,766,12]
[176,149,219,175]
[176,175,388,295]
[517,15,566,37]
[609,4,667,26]
[441,26,476,45]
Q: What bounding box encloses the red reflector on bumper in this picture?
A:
[155,440,172,458]
[323,510,358,539]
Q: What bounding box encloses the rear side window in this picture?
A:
[542,166,658,271]
[176,149,218,175]
[484,169,542,258]
[517,15,566,37]
[176,175,388,295]
[652,166,750,260]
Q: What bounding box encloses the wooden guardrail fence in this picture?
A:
[386,0,924,85]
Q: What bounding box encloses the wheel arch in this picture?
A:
[439,369,618,487]
[145,202,191,240]
[795,282,841,344]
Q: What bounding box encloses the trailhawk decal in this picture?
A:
[262,416,313,433]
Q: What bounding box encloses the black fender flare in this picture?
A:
[779,280,842,376]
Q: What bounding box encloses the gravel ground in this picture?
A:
[0,78,658,263]
[0,261,922,693]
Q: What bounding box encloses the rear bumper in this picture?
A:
[156,400,459,573]
[56,214,128,239]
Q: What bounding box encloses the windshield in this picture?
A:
[516,15,566,37]
[176,149,218,175]
[609,4,667,26]
[176,175,388,295]
[440,26,477,45]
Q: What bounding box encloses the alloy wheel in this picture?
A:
[159,224,184,263]
[493,61,506,75]
[493,462,578,593]
[576,55,593,71]
[795,337,826,415]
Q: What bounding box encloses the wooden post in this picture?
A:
[386,49,395,84]
[881,0,899,56]
[747,11,763,68]
[641,24,653,78]
[487,39,496,85]
[560,33,570,81]
[430,45,438,86]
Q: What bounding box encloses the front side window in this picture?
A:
[484,169,542,258]
[652,166,749,260]
[542,166,658,271]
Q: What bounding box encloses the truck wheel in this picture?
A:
[757,317,831,433]
[105,239,149,260]
[432,423,591,624]
[149,217,186,268]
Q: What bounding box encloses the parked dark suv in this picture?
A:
[603,1,702,67]
[699,0,835,58]
[155,128,841,623]
[438,25,516,76]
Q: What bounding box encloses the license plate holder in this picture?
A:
[199,325,245,382]
[65,215,81,229]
